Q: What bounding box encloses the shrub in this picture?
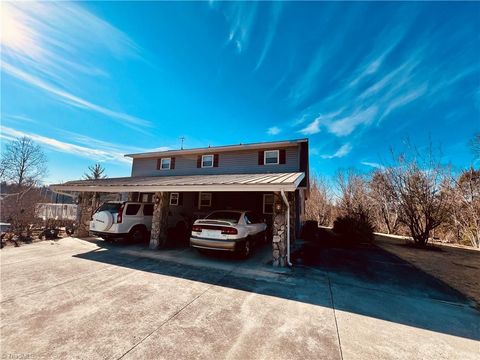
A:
[301,220,319,241]
[333,213,375,243]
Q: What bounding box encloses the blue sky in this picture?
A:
[1,1,479,184]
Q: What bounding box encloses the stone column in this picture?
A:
[149,192,169,249]
[272,192,287,267]
[74,193,93,238]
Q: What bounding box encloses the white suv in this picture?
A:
[90,201,153,242]
[190,210,267,258]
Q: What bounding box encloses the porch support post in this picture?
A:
[74,193,93,238]
[272,192,287,267]
[150,192,169,249]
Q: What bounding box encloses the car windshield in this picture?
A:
[96,203,122,214]
[205,211,241,223]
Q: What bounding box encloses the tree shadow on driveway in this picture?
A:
[73,238,480,341]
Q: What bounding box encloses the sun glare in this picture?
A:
[1,3,39,57]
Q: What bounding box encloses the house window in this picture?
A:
[199,192,212,207]
[201,155,214,168]
[169,193,179,206]
[264,150,279,165]
[141,193,152,203]
[263,194,274,214]
[160,158,171,170]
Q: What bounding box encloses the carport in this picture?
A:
[51,172,305,266]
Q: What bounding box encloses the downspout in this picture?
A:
[280,190,293,267]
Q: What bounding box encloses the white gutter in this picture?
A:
[280,190,293,267]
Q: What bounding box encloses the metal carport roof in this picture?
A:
[50,172,305,193]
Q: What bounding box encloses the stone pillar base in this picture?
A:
[74,193,93,238]
[272,192,287,267]
[150,192,169,249]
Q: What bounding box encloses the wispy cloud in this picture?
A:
[1,2,150,131]
[2,62,150,129]
[287,14,442,138]
[267,126,281,135]
[292,47,428,138]
[348,25,410,89]
[300,118,321,135]
[382,84,428,119]
[297,108,345,134]
[289,49,325,106]
[0,126,132,164]
[211,2,259,53]
[326,106,378,137]
[61,132,144,154]
[2,114,39,124]
[254,3,283,71]
[321,144,352,159]
[1,2,142,84]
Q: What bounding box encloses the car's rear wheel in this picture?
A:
[238,239,251,259]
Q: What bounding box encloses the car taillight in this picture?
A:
[221,227,238,235]
[117,204,125,223]
[192,225,202,232]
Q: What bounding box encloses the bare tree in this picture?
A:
[83,163,107,180]
[332,169,375,242]
[1,183,47,234]
[0,137,48,235]
[450,168,480,248]
[336,169,373,218]
[0,137,47,186]
[470,133,480,159]
[305,176,333,226]
[82,163,107,214]
[385,146,452,246]
[369,171,400,234]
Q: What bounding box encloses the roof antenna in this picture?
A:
[179,136,185,150]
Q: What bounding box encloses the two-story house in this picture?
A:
[51,138,309,266]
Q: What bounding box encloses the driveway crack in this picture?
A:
[327,272,344,360]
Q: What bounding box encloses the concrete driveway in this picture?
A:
[1,237,479,360]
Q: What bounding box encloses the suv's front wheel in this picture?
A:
[129,226,147,243]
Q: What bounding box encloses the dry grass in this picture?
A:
[375,234,480,308]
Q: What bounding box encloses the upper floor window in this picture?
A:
[197,154,219,168]
[157,157,175,170]
[259,149,286,165]
[264,150,279,165]
[160,158,171,170]
[202,155,214,168]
